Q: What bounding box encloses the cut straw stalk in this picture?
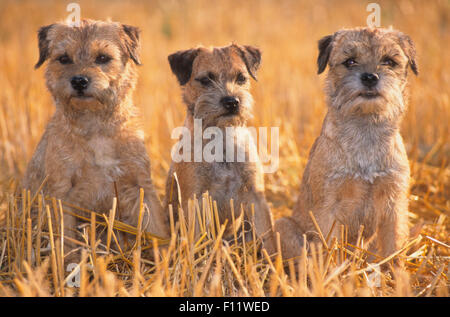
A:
[230,199,238,247]
[51,198,60,237]
[57,200,64,283]
[308,211,329,250]
[26,218,32,264]
[79,250,88,297]
[36,195,42,266]
[45,205,59,296]
[135,188,145,253]
[6,196,11,271]
[186,199,195,245]
[90,212,96,264]
[194,197,205,234]
[55,239,64,297]
[28,175,48,209]
[19,189,26,271]
[251,205,258,265]
[106,197,117,253]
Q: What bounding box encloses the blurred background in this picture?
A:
[0,0,448,221]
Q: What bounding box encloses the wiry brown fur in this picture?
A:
[276,28,418,263]
[22,19,169,259]
[166,44,276,255]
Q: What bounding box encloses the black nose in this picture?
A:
[220,96,240,112]
[360,72,379,88]
[71,76,89,91]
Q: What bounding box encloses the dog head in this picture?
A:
[317,27,418,120]
[168,44,261,128]
[35,19,141,114]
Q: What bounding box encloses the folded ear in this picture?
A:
[396,32,418,75]
[35,24,55,69]
[168,49,199,85]
[121,24,141,65]
[233,44,261,80]
[317,34,334,74]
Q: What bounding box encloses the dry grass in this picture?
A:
[0,0,448,297]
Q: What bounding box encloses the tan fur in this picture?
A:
[22,20,169,259]
[276,28,418,263]
[166,44,276,255]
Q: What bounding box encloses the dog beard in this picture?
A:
[193,91,254,128]
[69,95,104,111]
[328,75,406,122]
[61,86,119,115]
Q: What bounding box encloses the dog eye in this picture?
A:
[381,57,397,67]
[236,73,247,85]
[195,77,212,87]
[343,58,357,68]
[95,54,112,64]
[58,54,73,65]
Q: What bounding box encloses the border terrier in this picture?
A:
[22,19,169,256]
[276,27,418,262]
[165,44,276,254]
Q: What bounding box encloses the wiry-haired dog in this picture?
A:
[166,44,276,255]
[276,28,418,264]
[22,19,169,259]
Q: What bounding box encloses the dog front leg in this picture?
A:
[244,193,277,256]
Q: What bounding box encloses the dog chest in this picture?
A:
[86,136,123,180]
[328,121,406,183]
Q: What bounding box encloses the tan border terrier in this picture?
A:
[276,27,418,263]
[22,19,169,256]
[165,44,276,254]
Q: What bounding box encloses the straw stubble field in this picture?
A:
[0,0,448,297]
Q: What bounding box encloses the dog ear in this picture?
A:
[168,49,200,86]
[234,44,261,80]
[35,24,55,69]
[121,24,141,65]
[397,32,418,75]
[317,34,334,74]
